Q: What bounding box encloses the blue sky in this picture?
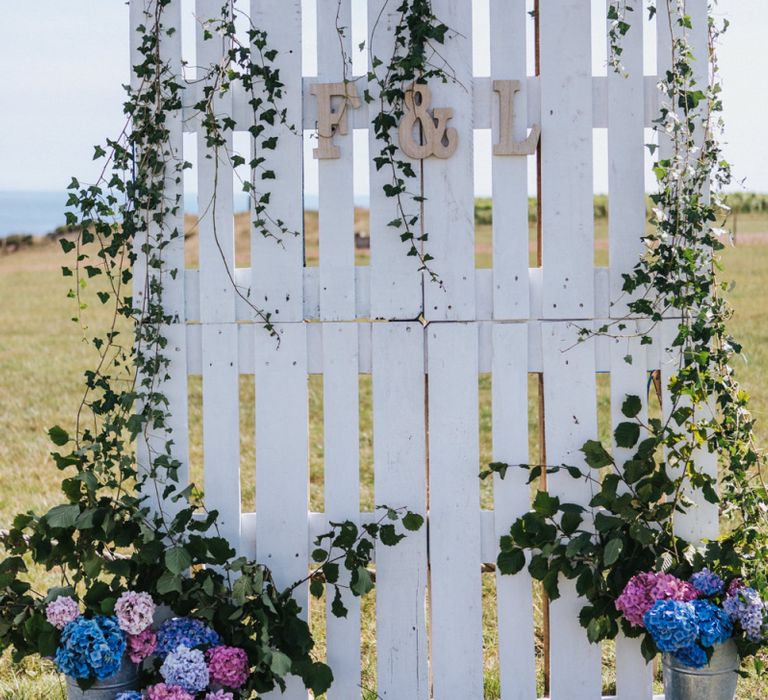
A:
[0,0,766,196]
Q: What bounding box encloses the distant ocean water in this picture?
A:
[0,190,333,238]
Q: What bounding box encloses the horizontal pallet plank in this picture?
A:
[186,76,662,132]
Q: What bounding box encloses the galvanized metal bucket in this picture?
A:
[662,640,739,700]
[66,657,139,699]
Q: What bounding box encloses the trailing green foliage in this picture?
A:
[0,0,424,694]
[490,0,768,667]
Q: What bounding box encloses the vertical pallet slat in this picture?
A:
[372,322,428,700]
[197,0,241,550]
[607,0,645,317]
[322,323,361,698]
[250,0,304,322]
[132,0,190,514]
[540,0,594,319]
[660,319,718,544]
[490,0,531,320]
[610,326,653,699]
[255,323,309,700]
[542,322,602,699]
[367,0,423,320]
[427,322,483,698]
[657,1,718,546]
[492,323,536,699]
[423,0,475,321]
[317,0,356,320]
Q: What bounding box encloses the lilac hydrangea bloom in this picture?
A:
[115,591,156,635]
[160,645,210,693]
[673,643,709,669]
[155,617,221,657]
[146,684,194,700]
[55,615,126,680]
[643,600,698,652]
[205,692,234,700]
[691,599,732,647]
[46,596,81,630]
[689,569,725,597]
[723,587,766,642]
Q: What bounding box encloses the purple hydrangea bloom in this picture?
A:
[155,617,221,658]
[673,643,709,669]
[723,587,766,642]
[691,600,732,647]
[643,600,698,652]
[160,645,210,693]
[690,569,725,597]
[55,615,126,680]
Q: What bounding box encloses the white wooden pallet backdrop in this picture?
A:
[130,0,715,698]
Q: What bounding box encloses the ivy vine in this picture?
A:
[490,0,768,666]
[0,0,424,695]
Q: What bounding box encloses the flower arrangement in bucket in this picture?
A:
[617,570,765,676]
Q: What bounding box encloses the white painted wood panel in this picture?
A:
[492,323,537,700]
[609,324,654,700]
[254,323,309,699]
[372,322,428,700]
[490,0,531,320]
[196,0,241,551]
[542,322,602,700]
[316,0,356,320]
[250,0,304,322]
[367,0,423,320]
[201,324,241,549]
[321,323,361,698]
[607,1,646,317]
[131,0,191,515]
[540,0,595,319]
[427,322,483,698]
[423,0,476,321]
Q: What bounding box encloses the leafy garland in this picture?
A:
[366,0,451,283]
[0,0,424,694]
[489,0,767,666]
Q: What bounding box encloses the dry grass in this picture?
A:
[1,216,767,697]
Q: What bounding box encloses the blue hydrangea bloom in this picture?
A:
[160,645,210,692]
[692,600,733,648]
[723,587,766,642]
[673,643,709,669]
[55,615,126,681]
[155,617,220,658]
[644,600,698,653]
[115,693,142,700]
[690,568,725,596]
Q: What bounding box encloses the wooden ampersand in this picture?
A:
[311,82,362,160]
[493,80,540,156]
[398,83,458,160]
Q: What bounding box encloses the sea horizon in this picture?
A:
[0,190,361,238]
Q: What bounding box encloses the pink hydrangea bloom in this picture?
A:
[127,626,158,663]
[616,572,699,628]
[206,692,234,700]
[146,684,194,700]
[115,591,156,635]
[45,596,80,629]
[206,645,249,689]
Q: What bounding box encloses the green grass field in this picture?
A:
[1,218,767,698]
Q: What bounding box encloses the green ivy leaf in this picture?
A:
[165,546,192,575]
[581,440,613,469]
[621,395,642,418]
[615,421,641,449]
[48,425,70,446]
[497,548,525,576]
[604,538,624,566]
[44,504,80,529]
[402,512,424,531]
